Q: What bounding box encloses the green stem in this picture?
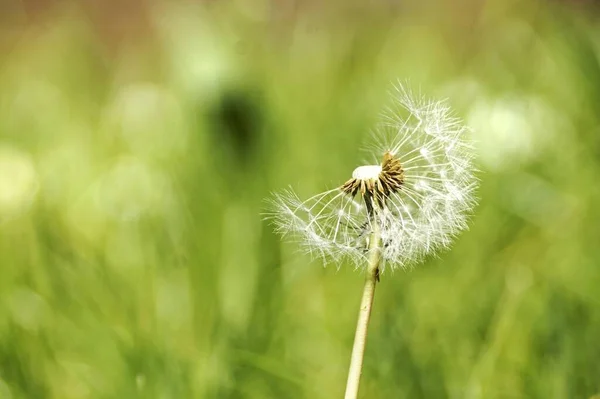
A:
[344,223,382,399]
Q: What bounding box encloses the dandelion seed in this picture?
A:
[266,83,477,272]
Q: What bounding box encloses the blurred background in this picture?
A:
[0,0,599,398]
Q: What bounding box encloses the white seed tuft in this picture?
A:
[265,83,478,272]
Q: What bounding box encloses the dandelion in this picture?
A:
[265,83,478,399]
[267,85,477,271]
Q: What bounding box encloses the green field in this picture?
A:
[0,1,599,398]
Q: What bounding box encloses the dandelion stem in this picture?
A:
[344,222,382,399]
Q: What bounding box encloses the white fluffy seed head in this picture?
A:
[265,83,478,272]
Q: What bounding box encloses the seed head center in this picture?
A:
[352,165,382,180]
[341,151,405,202]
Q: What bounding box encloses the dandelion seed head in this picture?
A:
[265,83,478,272]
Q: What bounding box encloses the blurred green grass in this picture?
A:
[0,1,600,398]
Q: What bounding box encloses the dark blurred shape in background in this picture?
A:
[209,87,263,170]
